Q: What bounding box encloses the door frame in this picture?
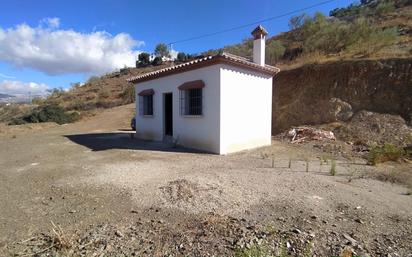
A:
[163,92,173,136]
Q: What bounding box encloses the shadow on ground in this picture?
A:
[64,132,205,153]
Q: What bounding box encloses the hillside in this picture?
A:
[272,58,412,132]
[209,0,412,69]
[1,0,411,127]
[0,93,13,99]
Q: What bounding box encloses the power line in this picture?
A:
[168,0,337,45]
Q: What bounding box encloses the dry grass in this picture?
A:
[369,164,412,192]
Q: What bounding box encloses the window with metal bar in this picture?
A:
[139,95,153,115]
[180,88,202,116]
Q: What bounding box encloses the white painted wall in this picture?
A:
[219,65,273,154]
[134,64,273,154]
[135,65,221,153]
[253,37,265,66]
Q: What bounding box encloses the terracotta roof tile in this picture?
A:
[128,52,280,83]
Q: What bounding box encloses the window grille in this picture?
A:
[180,88,202,116]
[139,95,153,115]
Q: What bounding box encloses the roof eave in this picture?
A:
[128,56,279,84]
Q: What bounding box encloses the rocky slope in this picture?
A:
[272,58,412,133]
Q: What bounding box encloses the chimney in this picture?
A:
[251,25,268,66]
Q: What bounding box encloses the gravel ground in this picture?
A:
[0,104,411,256]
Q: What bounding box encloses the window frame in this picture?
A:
[138,89,154,116]
[178,80,205,117]
[179,88,203,116]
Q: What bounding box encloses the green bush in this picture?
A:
[176,52,188,63]
[346,18,398,56]
[154,43,170,58]
[375,1,396,15]
[137,52,151,67]
[10,105,80,125]
[234,244,273,257]
[121,83,135,104]
[266,40,286,64]
[86,76,101,85]
[297,13,398,56]
[151,56,163,66]
[222,38,254,59]
[301,13,349,54]
[368,143,406,165]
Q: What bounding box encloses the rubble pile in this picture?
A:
[287,126,336,144]
[334,110,412,147]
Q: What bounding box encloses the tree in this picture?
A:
[154,43,170,58]
[176,52,187,62]
[289,14,307,30]
[151,56,163,66]
[137,52,150,67]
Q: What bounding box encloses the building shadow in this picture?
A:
[64,132,205,153]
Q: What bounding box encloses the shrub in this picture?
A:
[151,56,163,66]
[31,97,45,105]
[289,14,307,30]
[301,12,349,54]
[121,83,135,104]
[176,52,187,63]
[375,1,396,15]
[137,52,150,67]
[154,43,170,58]
[12,105,80,125]
[346,18,398,56]
[234,244,273,257]
[67,98,89,111]
[368,143,406,165]
[223,38,253,59]
[266,40,286,64]
[86,76,101,85]
[298,13,399,56]
[98,87,110,99]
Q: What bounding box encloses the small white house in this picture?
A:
[128,25,279,154]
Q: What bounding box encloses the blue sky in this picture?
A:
[0,0,353,97]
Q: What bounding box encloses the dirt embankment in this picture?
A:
[273,58,412,133]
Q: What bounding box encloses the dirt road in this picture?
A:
[0,104,411,256]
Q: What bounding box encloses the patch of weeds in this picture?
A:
[288,158,292,169]
[264,224,278,235]
[10,105,80,125]
[304,157,309,172]
[234,244,273,257]
[278,241,291,257]
[368,143,406,165]
[321,155,329,164]
[330,159,337,176]
[302,242,313,257]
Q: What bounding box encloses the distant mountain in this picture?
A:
[0,93,14,99]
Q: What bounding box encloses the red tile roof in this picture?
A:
[128,52,280,83]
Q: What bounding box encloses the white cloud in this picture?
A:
[0,80,49,96]
[0,18,144,75]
